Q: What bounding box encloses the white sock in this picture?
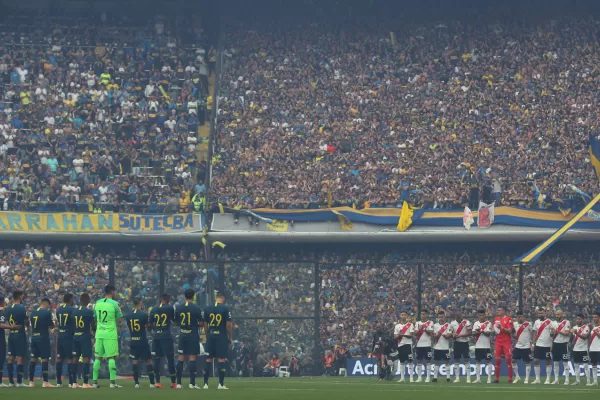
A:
[525,364,531,381]
[408,363,413,380]
[513,362,520,379]
[455,363,460,378]
[417,363,422,378]
[465,362,470,380]
[399,362,404,380]
[547,364,552,380]
[446,363,450,380]
[594,366,598,383]
[534,364,541,380]
[434,364,439,379]
[582,363,589,383]
[476,361,481,381]
[553,362,559,381]
[486,364,491,382]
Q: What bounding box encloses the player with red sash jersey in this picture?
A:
[432,310,453,383]
[532,309,553,384]
[393,310,414,383]
[588,312,600,386]
[493,306,514,383]
[550,309,571,385]
[570,313,591,386]
[450,310,472,383]
[472,310,492,384]
[512,312,533,384]
[414,310,434,383]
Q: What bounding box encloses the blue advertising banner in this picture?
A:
[347,358,590,378]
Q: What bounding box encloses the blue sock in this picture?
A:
[176,361,183,385]
[42,361,49,382]
[7,362,14,384]
[218,362,226,386]
[16,364,23,384]
[204,361,210,385]
[167,357,176,384]
[29,361,36,381]
[189,361,196,386]
[147,363,155,385]
[56,361,63,384]
[83,363,90,384]
[133,363,139,385]
[69,363,76,384]
[153,359,161,383]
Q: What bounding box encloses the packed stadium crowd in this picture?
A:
[2,245,600,364]
[0,15,211,213]
[212,16,600,210]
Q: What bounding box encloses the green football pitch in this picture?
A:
[2,377,600,399]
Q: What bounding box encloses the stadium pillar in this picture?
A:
[159,259,165,295]
[417,263,422,315]
[518,263,524,315]
[109,258,115,286]
[313,261,322,376]
[218,262,225,294]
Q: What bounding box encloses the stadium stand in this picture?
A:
[212,16,600,210]
[0,15,211,213]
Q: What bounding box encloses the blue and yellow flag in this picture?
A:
[514,192,600,264]
[590,132,600,180]
[568,184,591,203]
[331,209,353,231]
[528,182,544,208]
[397,201,414,232]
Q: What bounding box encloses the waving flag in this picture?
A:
[590,132,600,180]
[477,202,495,228]
[397,201,415,232]
[463,207,474,230]
[515,193,600,264]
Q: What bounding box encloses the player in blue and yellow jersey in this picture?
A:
[55,293,76,387]
[149,293,176,388]
[202,292,232,390]
[72,294,95,388]
[125,298,156,388]
[6,290,29,387]
[28,298,55,388]
[0,296,20,386]
[174,289,203,389]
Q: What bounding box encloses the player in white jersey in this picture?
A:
[532,309,553,384]
[550,309,571,385]
[588,312,600,386]
[472,309,492,384]
[450,310,472,383]
[413,310,434,383]
[512,312,533,384]
[393,310,415,383]
[570,313,591,385]
[432,310,453,383]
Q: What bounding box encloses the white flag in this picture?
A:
[463,207,474,230]
[478,201,495,228]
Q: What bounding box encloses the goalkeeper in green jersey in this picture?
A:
[93,285,124,388]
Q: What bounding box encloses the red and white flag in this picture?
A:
[463,206,474,230]
[478,201,495,228]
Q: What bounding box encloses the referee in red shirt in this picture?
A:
[493,306,514,383]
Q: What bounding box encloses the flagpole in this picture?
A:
[517,192,600,264]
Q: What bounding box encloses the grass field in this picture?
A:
[2,377,600,400]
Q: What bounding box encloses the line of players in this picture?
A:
[379,307,600,385]
[0,288,232,389]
